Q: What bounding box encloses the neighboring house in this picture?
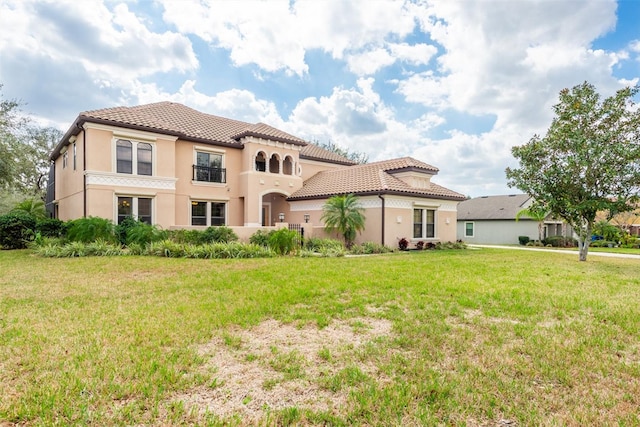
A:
[47,102,465,246]
[456,194,571,244]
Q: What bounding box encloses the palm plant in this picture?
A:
[321,194,365,249]
[515,205,548,242]
[12,198,47,220]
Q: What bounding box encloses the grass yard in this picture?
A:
[1,248,639,425]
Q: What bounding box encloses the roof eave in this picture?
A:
[49,116,243,161]
[298,154,357,166]
[233,131,307,146]
[288,189,466,202]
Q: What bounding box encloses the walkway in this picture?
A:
[468,244,640,260]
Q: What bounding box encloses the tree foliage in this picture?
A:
[506,82,640,261]
[321,194,366,249]
[316,140,368,164]
[0,85,62,205]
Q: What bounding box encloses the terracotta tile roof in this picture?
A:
[289,157,465,201]
[299,143,357,165]
[80,102,307,146]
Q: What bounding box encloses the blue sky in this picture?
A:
[1,0,639,197]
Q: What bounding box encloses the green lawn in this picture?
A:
[1,249,639,425]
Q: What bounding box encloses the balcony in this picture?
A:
[193,165,226,183]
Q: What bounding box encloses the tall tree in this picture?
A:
[506,82,640,261]
[0,86,61,204]
[321,194,366,249]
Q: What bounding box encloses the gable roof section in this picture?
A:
[457,194,533,220]
[289,157,464,201]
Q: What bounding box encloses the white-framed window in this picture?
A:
[193,150,225,183]
[117,196,153,224]
[191,201,227,226]
[115,138,153,175]
[72,142,77,171]
[413,208,436,239]
[62,151,68,169]
[465,222,474,238]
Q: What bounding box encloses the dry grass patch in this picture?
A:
[171,316,393,422]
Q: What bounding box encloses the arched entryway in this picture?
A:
[261,191,289,226]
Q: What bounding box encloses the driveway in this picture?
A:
[468,244,640,260]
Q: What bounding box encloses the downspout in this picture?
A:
[378,193,385,246]
[79,123,87,218]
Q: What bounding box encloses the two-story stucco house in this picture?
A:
[47,102,465,246]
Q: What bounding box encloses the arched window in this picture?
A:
[269,153,280,173]
[255,151,266,172]
[116,139,132,174]
[283,156,293,175]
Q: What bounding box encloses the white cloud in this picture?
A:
[0,0,198,84]
[127,80,284,126]
[347,48,396,76]
[158,0,419,76]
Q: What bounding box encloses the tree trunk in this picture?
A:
[578,238,589,261]
[576,223,592,262]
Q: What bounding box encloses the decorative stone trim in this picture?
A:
[85,171,177,190]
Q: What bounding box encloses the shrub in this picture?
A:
[398,237,409,251]
[542,236,577,247]
[67,217,116,243]
[169,229,205,245]
[304,237,344,252]
[36,218,67,238]
[127,222,167,246]
[592,220,622,242]
[250,229,273,247]
[268,228,300,255]
[349,241,393,254]
[434,241,467,250]
[115,216,139,245]
[202,226,238,243]
[0,211,37,249]
[415,241,425,250]
[518,236,530,245]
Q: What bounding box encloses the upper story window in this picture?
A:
[116,139,132,174]
[116,139,153,175]
[72,143,77,170]
[62,151,68,169]
[137,143,152,176]
[413,208,436,239]
[194,151,226,183]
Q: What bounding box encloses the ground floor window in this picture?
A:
[465,221,474,238]
[191,201,226,226]
[413,208,435,239]
[118,196,152,224]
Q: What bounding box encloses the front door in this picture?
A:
[262,205,271,226]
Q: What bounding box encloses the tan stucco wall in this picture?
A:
[53,132,85,221]
[289,195,459,248]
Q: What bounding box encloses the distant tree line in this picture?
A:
[315,140,368,164]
